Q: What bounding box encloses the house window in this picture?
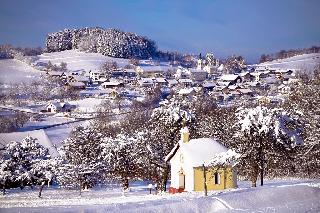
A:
[214,172,221,185]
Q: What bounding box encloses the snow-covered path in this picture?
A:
[0,180,319,212]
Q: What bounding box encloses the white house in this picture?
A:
[167,79,178,87]
[218,74,242,86]
[46,102,74,113]
[138,78,155,87]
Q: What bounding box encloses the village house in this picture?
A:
[154,77,167,86]
[167,79,179,87]
[135,65,168,78]
[218,74,242,87]
[177,88,196,99]
[165,127,237,193]
[138,78,155,87]
[46,102,75,113]
[202,82,216,92]
[174,67,190,80]
[89,70,106,82]
[111,69,136,79]
[100,80,124,89]
[278,84,291,96]
[239,72,255,82]
[47,71,65,78]
[67,81,86,90]
[68,75,90,86]
[178,79,193,87]
[188,69,208,82]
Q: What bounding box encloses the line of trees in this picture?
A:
[259,46,320,63]
[0,44,42,59]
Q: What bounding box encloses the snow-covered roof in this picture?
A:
[167,79,178,85]
[220,74,239,81]
[238,72,250,77]
[178,88,195,95]
[0,130,59,157]
[238,88,253,94]
[228,85,241,90]
[48,71,64,76]
[179,79,193,83]
[166,138,228,167]
[217,81,231,87]
[47,102,68,109]
[155,78,167,83]
[101,81,122,86]
[69,82,85,87]
[72,75,90,82]
[202,82,216,88]
[217,64,224,71]
[229,91,241,95]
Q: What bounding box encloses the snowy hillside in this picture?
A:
[0,180,319,212]
[36,50,131,71]
[36,50,129,70]
[0,59,41,84]
[258,53,320,72]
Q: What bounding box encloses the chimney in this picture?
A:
[180,127,190,143]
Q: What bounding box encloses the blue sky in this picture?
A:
[0,0,319,62]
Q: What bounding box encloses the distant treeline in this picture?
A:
[0,44,43,59]
[259,46,320,63]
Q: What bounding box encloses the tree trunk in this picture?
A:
[260,153,264,186]
[202,164,208,196]
[123,178,129,190]
[162,164,170,192]
[251,164,259,187]
[259,142,264,186]
[2,184,5,195]
[79,180,82,196]
[38,181,45,198]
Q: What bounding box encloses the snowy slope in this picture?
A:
[0,179,319,212]
[36,50,131,71]
[258,53,320,73]
[0,59,41,84]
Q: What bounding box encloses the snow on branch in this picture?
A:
[206,149,240,168]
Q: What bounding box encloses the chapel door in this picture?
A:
[179,174,185,189]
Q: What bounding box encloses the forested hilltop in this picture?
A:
[45,27,158,59]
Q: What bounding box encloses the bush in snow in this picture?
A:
[0,137,54,195]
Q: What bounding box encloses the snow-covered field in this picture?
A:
[0,179,319,212]
[44,120,89,147]
[0,59,42,84]
[36,50,131,71]
[259,53,320,73]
